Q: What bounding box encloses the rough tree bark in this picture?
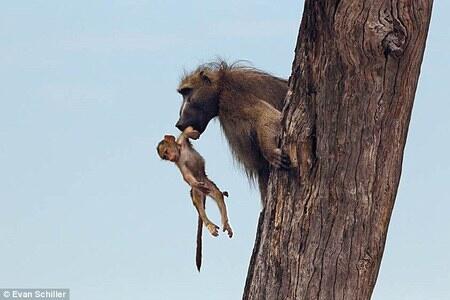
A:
[243,1,433,299]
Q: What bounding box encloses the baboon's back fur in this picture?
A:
[181,61,288,188]
[181,61,286,111]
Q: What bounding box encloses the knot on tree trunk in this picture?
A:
[382,21,407,58]
[357,253,374,273]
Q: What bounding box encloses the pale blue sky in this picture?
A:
[0,1,448,299]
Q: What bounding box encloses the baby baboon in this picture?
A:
[157,126,232,270]
[175,61,290,202]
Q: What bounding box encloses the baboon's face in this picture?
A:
[175,72,219,135]
[157,136,179,162]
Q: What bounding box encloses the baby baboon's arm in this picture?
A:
[176,126,200,145]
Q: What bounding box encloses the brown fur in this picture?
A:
[176,61,290,202]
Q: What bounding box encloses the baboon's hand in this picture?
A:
[223,222,233,238]
[183,126,200,140]
[268,148,291,169]
[188,130,200,140]
[206,223,219,237]
[193,181,211,194]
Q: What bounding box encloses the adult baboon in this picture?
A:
[175,61,289,202]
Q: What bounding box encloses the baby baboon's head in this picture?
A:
[157,135,179,162]
[175,67,221,136]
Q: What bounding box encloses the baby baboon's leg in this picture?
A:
[191,188,219,237]
[206,181,233,238]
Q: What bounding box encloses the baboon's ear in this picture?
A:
[199,70,211,84]
[164,135,176,143]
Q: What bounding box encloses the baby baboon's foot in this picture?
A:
[223,222,233,238]
[269,148,291,169]
[206,223,219,237]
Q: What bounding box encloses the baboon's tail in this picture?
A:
[196,196,206,272]
[195,214,202,272]
[223,191,229,197]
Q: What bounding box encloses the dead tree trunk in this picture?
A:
[243,1,433,299]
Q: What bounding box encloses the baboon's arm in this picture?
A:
[176,133,188,145]
[176,127,199,145]
[255,101,291,169]
[257,127,290,169]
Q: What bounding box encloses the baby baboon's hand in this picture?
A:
[223,222,233,238]
[184,126,200,140]
[193,181,210,194]
[268,148,291,169]
[206,223,219,237]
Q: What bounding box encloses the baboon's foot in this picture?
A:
[223,222,233,238]
[206,223,219,237]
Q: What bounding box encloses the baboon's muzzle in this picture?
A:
[175,117,208,135]
[175,120,187,132]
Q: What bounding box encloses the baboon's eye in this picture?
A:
[160,149,167,160]
[177,87,192,96]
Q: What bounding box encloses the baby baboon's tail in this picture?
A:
[195,214,202,272]
[195,196,206,272]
